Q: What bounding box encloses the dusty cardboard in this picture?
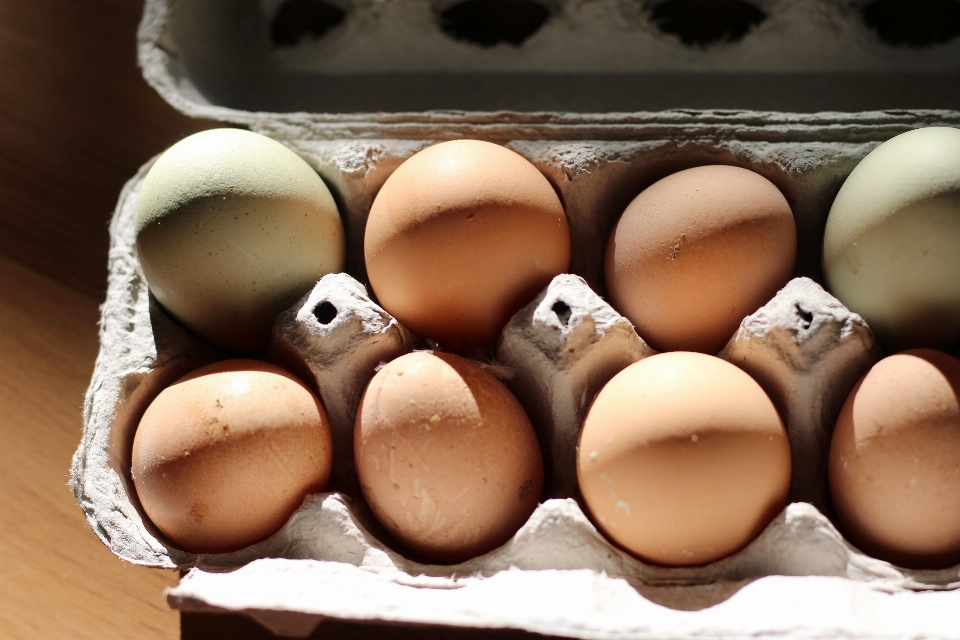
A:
[66,0,960,634]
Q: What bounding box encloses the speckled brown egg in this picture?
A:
[131,360,333,554]
[364,140,570,354]
[829,349,960,569]
[577,352,791,567]
[605,165,797,354]
[354,351,543,563]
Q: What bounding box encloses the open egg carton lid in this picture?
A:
[138,0,960,138]
[70,0,960,636]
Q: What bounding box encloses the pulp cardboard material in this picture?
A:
[69,0,960,635]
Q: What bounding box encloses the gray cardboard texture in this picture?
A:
[72,141,960,636]
[68,0,960,635]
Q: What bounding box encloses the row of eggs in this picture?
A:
[131,127,960,569]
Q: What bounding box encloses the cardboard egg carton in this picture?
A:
[69,0,960,635]
[72,135,960,638]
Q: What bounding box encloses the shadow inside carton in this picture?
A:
[271,0,347,48]
[648,0,767,47]
[633,577,754,611]
[861,0,960,48]
[437,0,552,48]
[211,71,960,115]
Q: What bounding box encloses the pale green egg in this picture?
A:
[823,127,960,353]
[135,128,345,353]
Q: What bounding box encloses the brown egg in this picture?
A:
[132,360,333,554]
[364,140,570,353]
[605,165,796,354]
[354,351,543,563]
[829,349,960,569]
[578,352,791,567]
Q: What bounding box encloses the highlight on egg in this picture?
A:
[829,349,960,569]
[605,165,797,354]
[131,360,334,554]
[577,352,791,567]
[135,128,346,353]
[364,139,570,355]
[354,351,543,564]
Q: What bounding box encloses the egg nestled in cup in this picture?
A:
[364,140,570,355]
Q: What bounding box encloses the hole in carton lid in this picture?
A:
[648,0,767,47]
[313,301,338,325]
[552,300,572,326]
[271,0,347,47]
[437,0,551,47]
[795,304,814,331]
[861,0,960,47]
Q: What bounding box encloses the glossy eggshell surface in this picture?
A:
[605,165,796,354]
[829,349,960,569]
[577,352,791,567]
[131,360,333,554]
[354,351,543,564]
[135,128,345,353]
[364,140,570,353]
[823,127,960,353]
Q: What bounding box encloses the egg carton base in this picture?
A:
[72,134,960,637]
[167,557,960,640]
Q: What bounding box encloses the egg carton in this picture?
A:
[67,0,960,634]
[72,132,960,638]
[140,0,960,114]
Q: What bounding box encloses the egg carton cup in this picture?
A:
[72,131,960,637]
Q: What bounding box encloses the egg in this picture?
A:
[577,352,791,567]
[135,128,346,353]
[131,360,333,554]
[828,349,960,569]
[823,127,960,353]
[364,140,570,354]
[354,351,543,563]
[605,165,797,354]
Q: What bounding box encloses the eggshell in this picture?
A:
[577,351,791,567]
[605,165,797,354]
[823,127,960,353]
[135,128,346,353]
[131,360,333,554]
[828,349,960,569]
[354,351,543,563]
[364,140,570,353]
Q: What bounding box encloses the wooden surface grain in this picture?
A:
[0,256,180,639]
[0,0,210,637]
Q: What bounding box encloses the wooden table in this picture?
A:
[0,0,207,637]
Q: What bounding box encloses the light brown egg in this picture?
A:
[577,352,791,567]
[605,165,796,354]
[354,351,543,563]
[829,349,960,569]
[132,360,333,554]
[364,140,570,354]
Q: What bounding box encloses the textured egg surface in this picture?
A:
[605,165,797,354]
[578,352,791,567]
[354,351,543,564]
[823,126,960,354]
[132,360,333,554]
[829,349,960,569]
[364,139,570,354]
[135,128,345,353]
